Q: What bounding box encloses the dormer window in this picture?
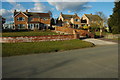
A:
[17,17,25,21]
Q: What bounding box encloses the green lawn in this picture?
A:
[2,39,95,57]
[2,31,58,37]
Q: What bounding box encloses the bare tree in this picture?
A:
[95,11,107,26]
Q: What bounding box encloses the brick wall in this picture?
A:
[55,27,73,34]
[1,35,75,43]
[55,27,94,38]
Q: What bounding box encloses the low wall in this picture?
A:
[55,27,94,38]
[55,27,73,34]
[104,34,120,39]
[1,35,75,43]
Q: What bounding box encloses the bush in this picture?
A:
[112,26,120,34]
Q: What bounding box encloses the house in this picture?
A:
[14,10,51,30]
[58,12,81,29]
[81,13,103,27]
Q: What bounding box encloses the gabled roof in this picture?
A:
[84,14,103,21]
[14,12,50,18]
[27,12,50,18]
[61,14,78,20]
[14,12,28,18]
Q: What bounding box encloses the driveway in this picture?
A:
[2,44,118,78]
[83,38,117,45]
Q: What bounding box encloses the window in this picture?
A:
[28,24,34,29]
[28,24,40,29]
[81,19,87,23]
[32,24,34,29]
[74,24,78,29]
[74,19,80,22]
[28,24,31,29]
[18,24,25,29]
[17,17,25,21]
[78,25,80,27]
[35,24,39,29]
[99,21,101,23]
[64,21,68,24]
[43,18,48,20]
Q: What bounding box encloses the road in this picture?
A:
[2,44,118,78]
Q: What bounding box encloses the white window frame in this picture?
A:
[36,24,39,29]
[18,24,25,29]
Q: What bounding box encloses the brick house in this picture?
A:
[58,12,81,29]
[81,13,103,27]
[14,10,51,30]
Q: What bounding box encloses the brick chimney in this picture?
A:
[75,13,77,16]
[26,10,28,13]
[14,10,16,13]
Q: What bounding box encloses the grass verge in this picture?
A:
[2,39,95,57]
[2,31,58,37]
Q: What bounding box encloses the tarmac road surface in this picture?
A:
[2,44,118,78]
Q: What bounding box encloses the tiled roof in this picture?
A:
[62,14,77,19]
[14,12,50,18]
[84,14,103,21]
